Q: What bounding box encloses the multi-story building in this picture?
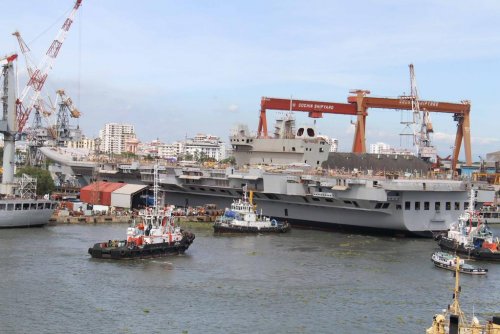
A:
[183,134,226,161]
[65,136,98,151]
[99,123,136,155]
[370,142,414,156]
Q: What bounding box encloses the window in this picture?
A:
[45,203,51,209]
[396,204,402,210]
[303,197,309,203]
[0,204,5,210]
[435,202,441,211]
[424,202,430,210]
[415,202,420,210]
[445,202,451,211]
[325,198,333,203]
[375,203,383,209]
[312,197,320,201]
[405,201,411,210]
[284,208,288,217]
[464,202,469,210]
[454,202,460,210]
[382,203,390,209]
[7,204,13,211]
[15,203,22,210]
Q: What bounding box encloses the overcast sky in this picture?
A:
[2,0,499,160]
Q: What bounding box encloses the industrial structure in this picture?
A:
[257,86,471,172]
[12,0,83,164]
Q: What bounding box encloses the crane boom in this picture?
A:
[15,0,83,133]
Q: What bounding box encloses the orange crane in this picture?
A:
[257,97,358,138]
[15,0,82,133]
[258,91,471,172]
[347,90,471,172]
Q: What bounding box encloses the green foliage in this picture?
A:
[15,166,55,195]
[220,156,236,165]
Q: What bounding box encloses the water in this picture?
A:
[1,224,499,334]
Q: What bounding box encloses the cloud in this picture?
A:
[228,104,239,113]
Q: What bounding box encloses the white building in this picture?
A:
[99,123,136,155]
[184,134,226,161]
[370,142,414,156]
[318,135,339,152]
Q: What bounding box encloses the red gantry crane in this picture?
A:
[347,90,471,172]
[259,91,471,173]
[15,0,82,133]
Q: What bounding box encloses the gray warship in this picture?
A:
[42,112,495,236]
[0,55,56,228]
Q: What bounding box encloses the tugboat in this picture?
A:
[88,165,195,260]
[431,251,488,275]
[213,186,290,234]
[426,256,500,333]
[435,189,500,261]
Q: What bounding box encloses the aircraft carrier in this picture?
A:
[41,114,495,236]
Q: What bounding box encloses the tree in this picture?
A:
[15,166,55,195]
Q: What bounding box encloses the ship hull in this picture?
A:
[88,234,195,260]
[0,199,56,228]
[160,188,462,237]
[213,223,290,234]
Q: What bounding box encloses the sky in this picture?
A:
[1,0,499,161]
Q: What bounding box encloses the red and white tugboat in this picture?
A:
[88,165,195,260]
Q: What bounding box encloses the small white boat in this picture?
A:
[431,251,487,275]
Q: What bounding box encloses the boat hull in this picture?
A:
[213,223,290,234]
[436,236,500,261]
[88,233,195,260]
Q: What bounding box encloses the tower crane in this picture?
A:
[54,89,81,146]
[15,0,82,134]
[409,64,436,162]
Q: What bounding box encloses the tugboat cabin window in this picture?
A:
[23,203,30,210]
[445,202,451,210]
[7,204,13,211]
[30,203,36,210]
[415,202,420,210]
[455,202,460,210]
[382,203,390,209]
[435,202,441,211]
[375,203,383,209]
[0,204,5,210]
[15,203,22,210]
[38,203,44,209]
[424,201,430,210]
[45,203,51,209]
[405,201,411,210]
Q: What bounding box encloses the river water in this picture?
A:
[1,223,499,334]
